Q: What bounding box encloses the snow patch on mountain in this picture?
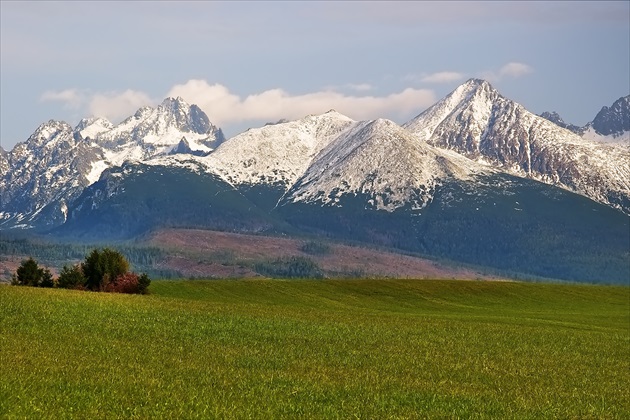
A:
[581,125,629,146]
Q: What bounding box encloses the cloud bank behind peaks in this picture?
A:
[40,88,154,122]
[40,80,437,136]
[166,80,436,128]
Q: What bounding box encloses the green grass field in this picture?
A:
[1,279,628,418]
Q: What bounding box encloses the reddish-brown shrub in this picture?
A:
[105,272,140,294]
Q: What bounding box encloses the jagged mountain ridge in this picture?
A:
[582,95,630,144]
[0,120,106,228]
[0,97,225,228]
[539,95,630,145]
[2,80,629,232]
[93,97,225,164]
[2,83,629,283]
[404,79,630,214]
[537,111,582,134]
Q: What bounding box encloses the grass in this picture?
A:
[1,279,628,418]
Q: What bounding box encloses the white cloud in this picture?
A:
[39,88,154,122]
[39,88,84,109]
[88,90,154,122]
[38,81,435,135]
[419,71,466,84]
[481,62,534,82]
[498,62,533,79]
[167,79,435,127]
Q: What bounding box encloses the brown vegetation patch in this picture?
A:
[147,228,497,280]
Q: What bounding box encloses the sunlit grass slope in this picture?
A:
[1,280,628,418]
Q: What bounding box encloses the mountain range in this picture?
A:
[1,79,628,284]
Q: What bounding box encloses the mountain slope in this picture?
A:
[51,145,630,283]
[279,171,629,284]
[404,79,630,214]
[56,160,288,240]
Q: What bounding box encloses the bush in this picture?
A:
[82,248,130,291]
[103,272,150,294]
[105,272,137,294]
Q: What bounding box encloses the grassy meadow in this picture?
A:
[1,279,628,418]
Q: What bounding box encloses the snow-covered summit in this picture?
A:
[404,79,630,213]
[93,97,225,164]
[581,95,630,146]
[206,110,357,187]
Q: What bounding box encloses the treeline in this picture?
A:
[255,256,324,279]
[0,238,167,275]
[11,248,150,294]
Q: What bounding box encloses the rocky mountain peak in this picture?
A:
[404,79,630,214]
[591,95,630,136]
[28,120,74,147]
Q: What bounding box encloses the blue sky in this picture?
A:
[1,1,628,150]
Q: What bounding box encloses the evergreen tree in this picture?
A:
[57,264,86,289]
[13,257,45,287]
[40,269,54,288]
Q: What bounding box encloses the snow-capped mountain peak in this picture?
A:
[404,79,630,213]
[84,97,225,166]
[403,78,499,142]
[0,97,227,228]
[206,110,357,187]
[581,95,630,145]
[27,120,74,147]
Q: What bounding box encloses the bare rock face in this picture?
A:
[591,95,630,136]
[404,79,630,214]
